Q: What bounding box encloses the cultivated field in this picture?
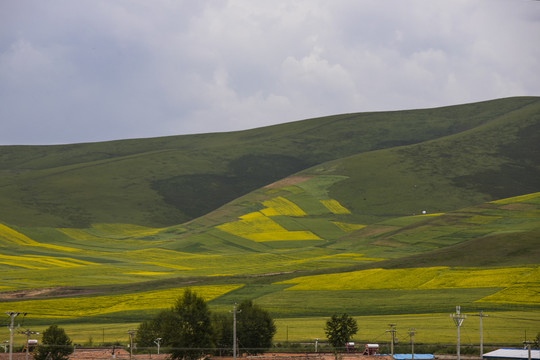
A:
[1,98,539,348]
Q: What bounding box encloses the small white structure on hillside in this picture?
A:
[483,348,540,360]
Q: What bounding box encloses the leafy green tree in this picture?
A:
[135,317,161,348]
[168,288,215,360]
[212,312,233,356]
[135,309,179,349]
[34,324,73,360]
[325,313,358,352]
[135,289,216,358]
[214,300,276,355]
[237,300,276,355]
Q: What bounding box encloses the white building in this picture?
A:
[483,348,540,360]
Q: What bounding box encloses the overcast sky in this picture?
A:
[1,0,539,145]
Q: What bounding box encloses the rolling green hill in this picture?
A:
[0,96,539,345]
[0,96,538,228]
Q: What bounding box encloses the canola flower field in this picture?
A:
[0,285,240,318]
[0,182,538,345]
[276,265,540,305]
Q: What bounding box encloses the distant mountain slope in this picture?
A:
[313,96,540,223]
[0,96,538,228]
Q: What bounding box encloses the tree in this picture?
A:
[237,300,276,355]
[212,312,233,356]
[325,313,358,352]
[213,300,276,356]
[34,324,73,360]
[168,288,215,360]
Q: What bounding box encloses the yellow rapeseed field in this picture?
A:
[320,199,351,214]
[58,228,110,241]
[0,224,78,252]
[0,254,97,270]
[418,266,536,289]
[332,221,366,232]
[246,231,321,242]
[277,267,447,290]
[291,253,384,264]
[0,285,242,318]
[479,284,540,305]
[218,212,284,234]
[92,223,164,237]
[490,191,540,204]
[217,211,319,242]
[261,197,307,216]
[277,265,540,304]
[123,271,174,276]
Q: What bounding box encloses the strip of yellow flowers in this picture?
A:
[217,211,320,242]
[0,284,242,318]
[0,223,79,252]
[275,266,540,305]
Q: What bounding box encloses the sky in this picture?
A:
[1,0,539,145]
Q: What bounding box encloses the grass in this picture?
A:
[0,97,538,347]
[0,285,241,318]
[2,311,538,346]
[273,311,540,345]
[0,97,537,228]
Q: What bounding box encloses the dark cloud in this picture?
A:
[1,0,539,145]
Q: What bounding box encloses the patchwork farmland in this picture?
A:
[0,97,539,347]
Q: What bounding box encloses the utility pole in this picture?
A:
[127,329,136,360]
[451,306,466,360]
[231,305,241,360]
[19,329,39,360]
[472,311,488,356]
[408,329,416,360]
[5,312,23,360]
[386,324,397,356]
[523,341,532,360]
[154,338,161,355]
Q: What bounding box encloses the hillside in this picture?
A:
[0,191,538,344]
[0,97,539,345]
[0,96,538,228]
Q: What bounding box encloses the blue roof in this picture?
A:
[393,355,434,360]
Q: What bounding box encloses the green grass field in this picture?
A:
[2,311,537,347]
[0,97,539,348]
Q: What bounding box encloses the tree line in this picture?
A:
[135,288,276,360]
[31,288,362,360]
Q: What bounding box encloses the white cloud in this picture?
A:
[0,0,538,144]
